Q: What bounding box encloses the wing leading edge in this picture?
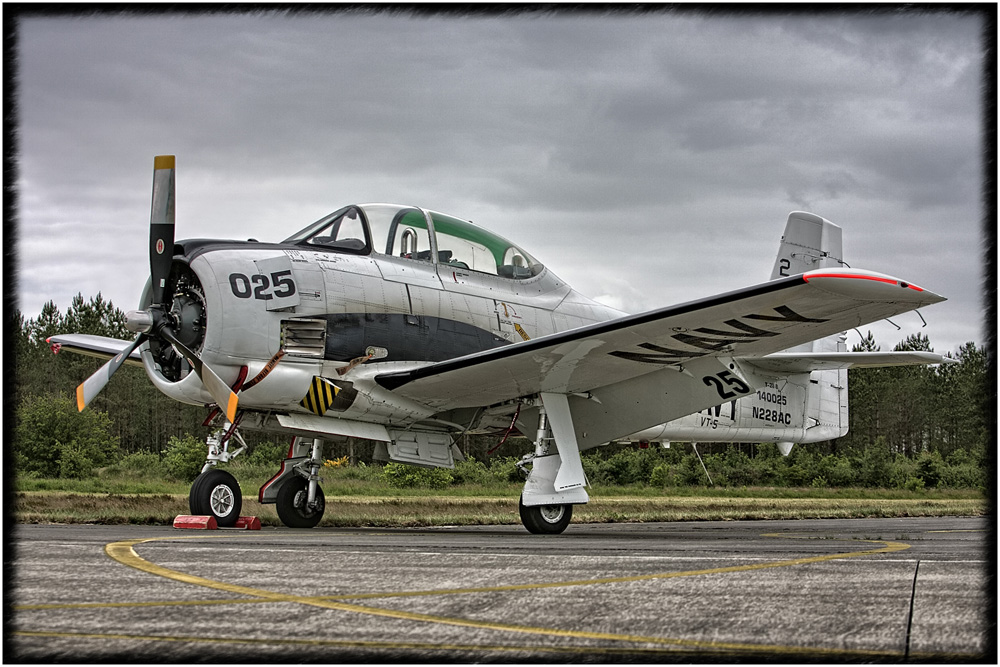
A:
[375,268,946,411]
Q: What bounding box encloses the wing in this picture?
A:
[46,333,145,368]
[375,268,946,412]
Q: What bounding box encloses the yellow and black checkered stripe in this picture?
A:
[299,376,340,416]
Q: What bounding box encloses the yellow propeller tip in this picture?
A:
[225,393,239,423]
[153,155,175,170]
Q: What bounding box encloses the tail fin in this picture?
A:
[771,211,844,280]
[773,212,847,453]
[771,211,846,362]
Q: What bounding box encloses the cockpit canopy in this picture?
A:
[283,204,543,280]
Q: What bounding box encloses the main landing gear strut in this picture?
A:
[516,394,590,534]
[259,436,327,528]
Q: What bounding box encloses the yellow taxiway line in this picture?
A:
[21,531,910,612]
[15,531,974,659]
[88,533,917,657]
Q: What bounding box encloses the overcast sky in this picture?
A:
[11,7,989,356]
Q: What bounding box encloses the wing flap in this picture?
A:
[375,269,945,410]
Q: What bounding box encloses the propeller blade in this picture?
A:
[149,155,176,305]
[74,335,146,412]
[159,328,239,423]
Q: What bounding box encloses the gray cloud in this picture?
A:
[13,8,987,355]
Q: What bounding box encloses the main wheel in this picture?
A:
[189,469,242,527]
[276,476,325,528]
[518,495,572,534]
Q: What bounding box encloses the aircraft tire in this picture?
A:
[188,471,209,515]
[275,477,325,529]
[518,495,572,534]
[190,469,242,527]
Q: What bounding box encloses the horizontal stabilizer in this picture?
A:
[742,351,956,374]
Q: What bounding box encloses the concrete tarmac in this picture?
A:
[7,516,992,662]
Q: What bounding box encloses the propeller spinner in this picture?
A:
[75,156,239,422]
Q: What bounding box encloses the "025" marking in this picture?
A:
[229,270,296,301]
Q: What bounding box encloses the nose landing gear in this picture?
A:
[189,468,243,527]
[188,420,248,527]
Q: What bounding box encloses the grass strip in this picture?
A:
[14,491,986,527]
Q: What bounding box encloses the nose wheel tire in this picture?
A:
[518,495,572,534]
[276,476,325,529]
[189,469,242,527]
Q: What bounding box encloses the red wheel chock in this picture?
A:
[173,515,218,530]
[233,516,262,530]
[172,515,261,530]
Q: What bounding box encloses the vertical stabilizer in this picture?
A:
[770,211,843,280]
[772,212,844,358]
[773,212,848,453]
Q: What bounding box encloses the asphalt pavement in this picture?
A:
[7,516,992,662]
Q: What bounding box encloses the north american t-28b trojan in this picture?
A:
[48,156,952,533]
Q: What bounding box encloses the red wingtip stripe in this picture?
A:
[803,272,924,292]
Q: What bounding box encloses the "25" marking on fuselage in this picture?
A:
[702,370,751,399]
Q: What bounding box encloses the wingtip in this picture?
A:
[802,269,946,304]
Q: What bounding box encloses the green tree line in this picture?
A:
[841,331,989,462]
[12,294,992,489]
[14,294,215,477]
